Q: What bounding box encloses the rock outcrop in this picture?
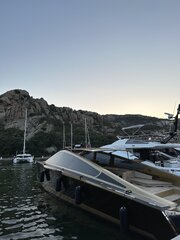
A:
[0,89,173,156]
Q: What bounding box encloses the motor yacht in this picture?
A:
[37,148,180,240]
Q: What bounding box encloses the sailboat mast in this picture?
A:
[85,118,91,148]
[70,122,73,149]
[62,123,66,149]
[23,108,27,154]
[85,118,87,148]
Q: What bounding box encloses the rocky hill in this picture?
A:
[0,89,173,157]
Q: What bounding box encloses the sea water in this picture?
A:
[0,161,147,240]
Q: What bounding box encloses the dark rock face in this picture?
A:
[0,89,106,138]
[0,89,172,156]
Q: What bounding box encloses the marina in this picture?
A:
[1,0,180,239]
[1,102,180,240]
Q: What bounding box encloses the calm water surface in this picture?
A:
[0,161,148,240]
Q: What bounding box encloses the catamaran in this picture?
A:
[13,109,34,163]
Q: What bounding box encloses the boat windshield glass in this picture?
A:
[126,139,148,144]
[47,151,126,189]
[46,151,100,177]
[97,172,125,188]
[83,152,111,165]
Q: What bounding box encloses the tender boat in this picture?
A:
[37,148,180,240]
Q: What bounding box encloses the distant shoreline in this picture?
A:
[0,157,12,161]
[0,157,49,161]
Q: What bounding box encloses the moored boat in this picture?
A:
[100,104,180,176]
[13,153,34,163]
[13,108,34,164]
[37,148,180,240]
[101,138,180,176]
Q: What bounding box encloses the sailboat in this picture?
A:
[13,109,34,163]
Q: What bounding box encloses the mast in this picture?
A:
[23,108,27,154]
[85,118,91,148]
[70,122,73,149]
[85,118,87,148]
[62,122,66,149]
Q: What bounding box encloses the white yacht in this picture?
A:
[101,138,180,176]
[101,104,180,176]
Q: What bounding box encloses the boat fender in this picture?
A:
[61,177,68,189]
[45,169,50,181]
[40,171,45,182]
[55,177,62,192]
[119,206,129,233]
[75,186,82,205]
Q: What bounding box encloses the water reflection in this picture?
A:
[0,161,147,240]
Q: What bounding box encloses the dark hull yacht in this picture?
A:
[37,149,180,240]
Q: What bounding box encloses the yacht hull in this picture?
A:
[37,161,180,240]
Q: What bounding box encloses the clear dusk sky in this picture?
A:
[0,0,180,118]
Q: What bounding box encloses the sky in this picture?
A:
[0,0,180,118]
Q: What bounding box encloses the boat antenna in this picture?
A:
[161,104,180,143]
[23,108,27,154]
